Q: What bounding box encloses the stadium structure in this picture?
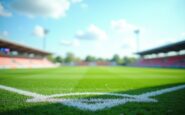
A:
[1,38,185,68]
[0,39,55,69]
[0,38,185,115]
[135,40,185,68]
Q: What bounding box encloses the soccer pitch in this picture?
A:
[0,67,185,115]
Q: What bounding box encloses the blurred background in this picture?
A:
[0,0,185,68]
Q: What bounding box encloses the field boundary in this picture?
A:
[0,84,185,111]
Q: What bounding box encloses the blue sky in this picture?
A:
[0,0,185,58]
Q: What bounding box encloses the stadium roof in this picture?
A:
[137,40,185,56]
[0,38,51,55]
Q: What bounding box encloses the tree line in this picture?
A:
[47,52,137,65]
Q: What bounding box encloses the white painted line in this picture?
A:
[0,85,45,98]
[138,84,185,97]
[0,84,185,111]
[60,98,157,111]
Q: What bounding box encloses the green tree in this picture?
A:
[122,56,137,65]
[55,56,63,63]
[47,55,55,62]
[85,55,96,62]
[74,57,81,62]
[96,57,104,62]
[64,52,75,63]
[111,54,123,65]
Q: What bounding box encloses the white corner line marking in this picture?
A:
[0,85,45,98]
[0,84,185,111]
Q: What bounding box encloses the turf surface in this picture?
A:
[0,67,185,115]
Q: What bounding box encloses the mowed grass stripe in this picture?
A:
[0,67,185,115]
[0,67,90,94]
[0,67,185,94]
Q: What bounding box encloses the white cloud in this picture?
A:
[110,19,145,54]
[71,0,88,9]
[116,34,137,55]
[60,39,80,47]
[71,0,83,4]
[0,2,12,17]
[33,25,48,38]
[181,32,185,38]
[2,31,9,36]
[111,19,137,32]
[80,3,88,9]
[75,24,108,40]
[140,38,182,52]
[11,0,70,19]
[121,38,136,50]
[0,30,9,37]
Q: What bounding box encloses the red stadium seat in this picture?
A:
[0,56,55,69]
[135,55,185,68]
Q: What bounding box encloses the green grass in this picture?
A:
[0,67,185,115]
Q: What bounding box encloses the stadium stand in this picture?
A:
[135,40,185,68]
[0,39,55,69]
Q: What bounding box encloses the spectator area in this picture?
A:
[135,40,185,68]
[0,39,55,69]
[0,56,54,69]
[135,55,185,68]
